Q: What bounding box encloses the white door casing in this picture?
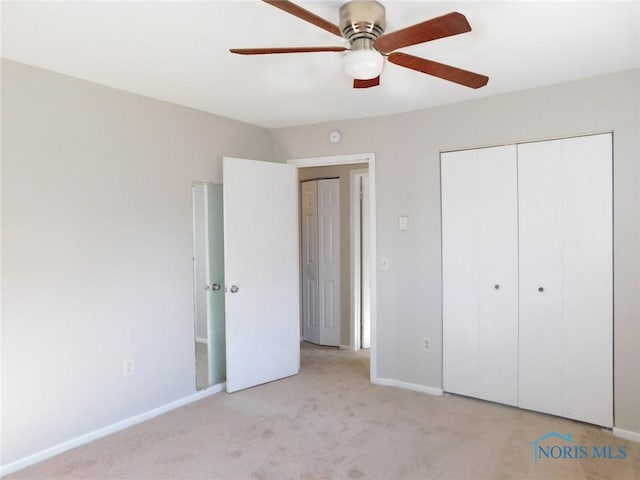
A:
[360,175,371,349]
[223,157,300,393]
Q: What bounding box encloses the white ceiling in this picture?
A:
[2,1,639,128]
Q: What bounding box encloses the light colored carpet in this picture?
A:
[8,343,640,479]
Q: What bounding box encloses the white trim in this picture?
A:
[287,153,375,168]
[613,427,640,443]
[373,377,444,396]
[289,153,377,382]
[349,168,369,352]
[440,130,614,154]
[0,383,226,477]
[195,336,208,344]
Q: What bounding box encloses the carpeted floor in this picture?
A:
[8,343,640,479]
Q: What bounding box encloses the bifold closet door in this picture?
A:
[317,179,341,346]
[518,134,613,427]
[442,145,519,406]
[301,181,319,344]
[301,179,341,347]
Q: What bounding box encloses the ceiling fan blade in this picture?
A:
[353,77,380,89]
[262,0,342,37]
[230,46,347,55]
[374,12,471,54]
[388,52,489,89]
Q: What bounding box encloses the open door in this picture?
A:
[223,157,300,393]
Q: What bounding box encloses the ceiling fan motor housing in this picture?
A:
[339,0,386,48]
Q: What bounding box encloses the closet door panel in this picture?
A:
[442,146,518,404]
[442,149,481,397]
[518,140,564,417]
[301,181,319,344]
[317,179,341,347]
[476,146,519,406]
[561,134,613,426]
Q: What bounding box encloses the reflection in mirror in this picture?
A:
[192,182,226,390]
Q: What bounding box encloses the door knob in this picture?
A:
[230,285,239,293]
[494,284,500,290]
[538,287,544,292]
[211,283,221,291]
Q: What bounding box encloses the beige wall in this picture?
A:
[271,70,640,434]
[1,59,273,465]
[3,59,639,469]
[298,164,368,346]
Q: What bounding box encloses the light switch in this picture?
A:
[381,256,390,270]
[399,216,409,231]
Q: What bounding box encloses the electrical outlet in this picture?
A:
[123,358,135,377]
[423,337,431,352]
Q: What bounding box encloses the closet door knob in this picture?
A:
[538,287,544,292]
[230,285,239,293]
[494,284,500,290]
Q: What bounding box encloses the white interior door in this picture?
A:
[518,134,613,426]
[562,134,613,427]
[518,139,565,418]
[442,149,480,398]
[223,157,300,393]
[301,181,319,344]
[441,145,518,406]
[561,134,612,427]
[317,179,341,347]
[475,146,518,406]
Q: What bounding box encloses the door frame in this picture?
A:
[288,153,377,381]
[350,168,370,351]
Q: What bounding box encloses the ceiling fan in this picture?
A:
[230,0,489,89]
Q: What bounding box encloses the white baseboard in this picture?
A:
[195,337,208,344]
[0,383,226,477]
[613,427,640,443]
[373,377,443,396]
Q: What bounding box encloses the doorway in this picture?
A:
[193,154,377,392]
[289,153,377,380]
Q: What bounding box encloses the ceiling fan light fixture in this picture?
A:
[343,49,383,80]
